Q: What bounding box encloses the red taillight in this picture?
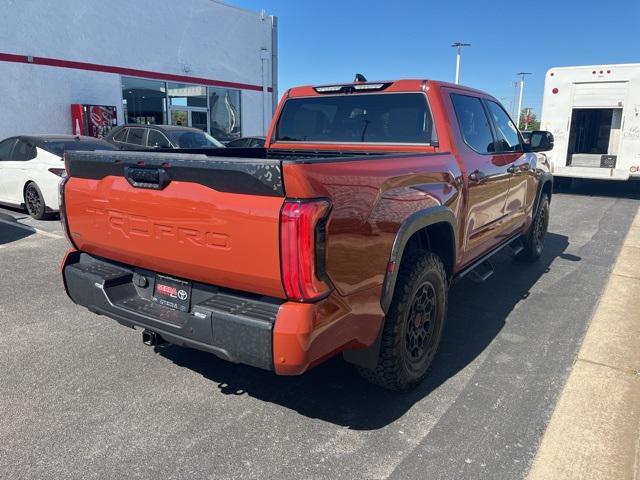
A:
[280,199,332,302]
[58,162,76,249]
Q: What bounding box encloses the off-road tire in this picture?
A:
[357,250,448,392]
[516,195,549,262]
[24,182,48,220]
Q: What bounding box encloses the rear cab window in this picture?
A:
[275,93,436,144]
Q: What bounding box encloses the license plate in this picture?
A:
[153,275,192,312]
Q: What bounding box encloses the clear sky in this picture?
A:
[232,0,639,119]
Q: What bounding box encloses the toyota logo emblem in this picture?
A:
[177,289,188,301]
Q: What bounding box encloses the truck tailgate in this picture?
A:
[63,151,285,298]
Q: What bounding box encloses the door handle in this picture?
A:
[469,170,486,183]
[508,163,531,174]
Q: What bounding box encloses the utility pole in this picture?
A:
[516,72,532,128]
[451,42,471,84]
[512,81,519,118]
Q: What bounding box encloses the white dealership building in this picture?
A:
[0,0,278,142]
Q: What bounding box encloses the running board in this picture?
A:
[468,259,494,282]
[456,235,524,283]
[507,237,524,256]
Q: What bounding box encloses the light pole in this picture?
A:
[516,72,531,128]
[452,42,471,84]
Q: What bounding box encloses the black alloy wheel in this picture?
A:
[357,250,448,392]
[404,281,439,372]
[24,183,47,220]
[517,195,549,262]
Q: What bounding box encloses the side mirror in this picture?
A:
[527,131,554,152]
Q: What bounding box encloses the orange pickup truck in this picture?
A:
[61,79,553,391]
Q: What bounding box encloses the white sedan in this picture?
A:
[0,135,117,219]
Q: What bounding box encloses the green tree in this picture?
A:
[519,109,540,131]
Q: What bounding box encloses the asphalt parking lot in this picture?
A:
[1,180,638,480]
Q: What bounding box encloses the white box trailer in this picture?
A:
[540,63,640,181]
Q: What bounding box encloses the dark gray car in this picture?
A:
[225,136,265,148]
[104,125,224,150]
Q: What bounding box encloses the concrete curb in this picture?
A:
[527,208,640,480]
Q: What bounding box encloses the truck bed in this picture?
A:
[63,147,449,299]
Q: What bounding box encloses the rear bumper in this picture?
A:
[62,250,385,375]
[62,250,281,371]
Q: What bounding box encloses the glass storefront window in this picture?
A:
[209,87,241,141]
[122,77,166,125]
[167,83,208,108]
[121,77,242,140]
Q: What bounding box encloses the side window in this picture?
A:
[486,101,522,152]
[113,128,128,142]
[450,94,496,154]
[0,138,16,160]
[11,139,37,161]
[147,130,171,148]
[127,128,145,146]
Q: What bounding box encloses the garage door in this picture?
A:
[572,81,628,108]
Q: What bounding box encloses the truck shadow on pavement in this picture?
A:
[0,213,34,245]
[556,178,640,199]
[159,231,573,430]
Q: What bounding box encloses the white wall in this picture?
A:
[0,0,275,138]
[242,91,269,138]
[1,62,123,137]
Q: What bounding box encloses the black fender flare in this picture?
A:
[344,205,457,370]
[380,205,457,314]
[533,172,553,217]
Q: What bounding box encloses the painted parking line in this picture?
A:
[0,217,64,240]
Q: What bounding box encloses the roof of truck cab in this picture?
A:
[286,79,494,99]
[427,80,495,97]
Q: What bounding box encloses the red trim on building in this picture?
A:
[0,52,272,92]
